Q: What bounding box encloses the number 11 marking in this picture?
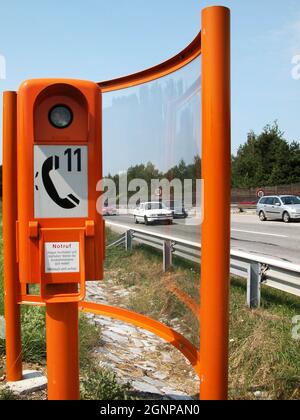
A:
[64,148,82,172]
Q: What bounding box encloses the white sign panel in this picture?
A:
[34,146,88,218]
[45,242,80,273]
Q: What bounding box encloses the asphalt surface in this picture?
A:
[105,213,300,265]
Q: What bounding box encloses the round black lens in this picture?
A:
[49,105,73,129]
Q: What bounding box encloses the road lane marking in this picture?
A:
[231,229,288,238]
[107,218,290,239]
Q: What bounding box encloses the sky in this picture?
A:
[1,0,300,169]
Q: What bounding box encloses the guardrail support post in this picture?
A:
[125,230,132,251]
[247,262,261,309]
[163,240,173,272]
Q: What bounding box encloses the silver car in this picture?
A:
[257,195,300,223]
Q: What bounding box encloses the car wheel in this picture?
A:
[259,211,267,221]
[134,216,139,224]
[144,216,149,226]
[283,212,291,223]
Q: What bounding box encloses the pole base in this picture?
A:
[6,370,47,396]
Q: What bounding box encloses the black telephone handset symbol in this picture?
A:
[42,156,80,209]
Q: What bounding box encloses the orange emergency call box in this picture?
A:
[17,79,104,302]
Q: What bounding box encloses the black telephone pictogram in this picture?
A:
[42,155,80,209]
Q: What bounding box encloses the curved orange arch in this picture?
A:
[98,32,201,93]
[79,301,201,377]
[20,295,201,376]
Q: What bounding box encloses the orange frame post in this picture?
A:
[3,91,23,381]
[46,285,79,400]
[200,7,231,400]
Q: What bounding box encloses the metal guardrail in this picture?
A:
[106,222,300,308]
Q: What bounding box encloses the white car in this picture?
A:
[134,202,173,225]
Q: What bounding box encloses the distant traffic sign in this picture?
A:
[257,189,265,199]
[155,187,162,197]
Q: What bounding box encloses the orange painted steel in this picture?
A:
[15,79,105,400]
[3,5,232,400]
[17,80,104,288]
[80,302,201,376]
[17,295,200,376]
[98,32,201,93]
[162,274,200,318]
[200,7,231,400]
[46,285,79,400]
[2,91,23,381]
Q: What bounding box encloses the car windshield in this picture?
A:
[281,196,300,205]
[145,203,166,210]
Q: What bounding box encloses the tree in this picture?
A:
[106,156,201,205]
[232,122,300,188]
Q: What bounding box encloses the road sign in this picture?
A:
[34,146,88,219]
[257,189,265,199]
[155,187,162,197]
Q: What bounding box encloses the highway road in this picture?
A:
[105,213,300,265]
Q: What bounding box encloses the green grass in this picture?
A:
[0,387,18,400]
[105,232,200,346]
[105,229,300,400]
[18,305,102,367]
[81,367,131,400]
[229,278,300,399]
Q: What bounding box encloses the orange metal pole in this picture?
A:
[200,6,231,400]
[2,91,23,381]
[46,285,79,400]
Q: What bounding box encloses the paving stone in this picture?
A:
[135,364,155,373]
[124,353,140,361]
[110,325,137,336]
[152,371,168,381]
[102,331,129,343]
[161,353,173,363]
[131,381,161,395]
[169,393,193,401]
[7,371,47,395]
[131,339,144,348]
[131,348,143,355]
[99,362,116,369]
[98,319,114,326]
[140,330,156,339]
[143,346,157,353]
[86,282,199,399]
[106,353,123,364]
[139,361,157,369]
[143,376,166,389]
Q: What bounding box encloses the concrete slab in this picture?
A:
[7,370,47,395]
